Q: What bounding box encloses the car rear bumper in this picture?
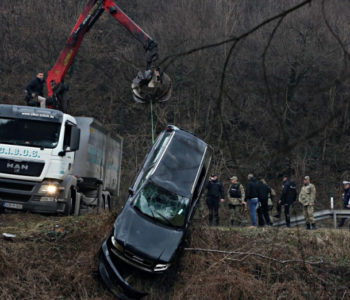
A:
[98,238,148,299]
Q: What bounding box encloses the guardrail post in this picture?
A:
[331,197,337,229]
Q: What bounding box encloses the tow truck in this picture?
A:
[45,0,172,111]
[0,0,172,216]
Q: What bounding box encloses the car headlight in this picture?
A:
[154,263,170,272]
[111,236,124,252]
[38,183,59,195]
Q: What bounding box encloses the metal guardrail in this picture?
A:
[274,209,350,228]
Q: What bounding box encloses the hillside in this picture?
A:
[1,211,349,300]
[2,0,350,207]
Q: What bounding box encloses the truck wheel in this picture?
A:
[106,196,111,211]
[99,197,105,212]
[64,189,74,216]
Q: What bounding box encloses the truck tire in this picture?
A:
[74,192,81,216]
[106,196,111,211]
[64,189,74,216]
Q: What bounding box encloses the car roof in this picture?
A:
[150,128,208,198]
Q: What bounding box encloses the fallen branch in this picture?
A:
[184,247,323,265]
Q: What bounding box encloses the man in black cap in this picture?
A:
[275,175,297,227]
[205,174,225,226]
[338,181,350,228]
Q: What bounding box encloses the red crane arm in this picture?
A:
[46,0,158,97]
[102,0,158,65]
[46,0,102,97]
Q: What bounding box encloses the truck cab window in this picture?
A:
[63,122,73,150]
[0,117,60,149]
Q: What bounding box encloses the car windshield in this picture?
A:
[0,117,61,148]
[133,182,190,227]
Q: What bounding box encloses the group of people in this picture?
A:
[205,173,320,230]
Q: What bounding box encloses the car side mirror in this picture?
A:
[128,187,134,196]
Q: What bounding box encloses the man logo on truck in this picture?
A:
[6,162,29,173]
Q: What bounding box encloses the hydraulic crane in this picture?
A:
[46,0,171,111]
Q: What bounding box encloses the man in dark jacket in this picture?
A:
[276,175,297,227]
[245,173,259,226]
[338,181,350,228]
[25,72,46,107]
[206,174,225,226]
[257,178,273,226]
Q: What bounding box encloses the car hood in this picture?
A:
[114,204,184,263]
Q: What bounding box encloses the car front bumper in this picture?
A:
[98,238,148,299]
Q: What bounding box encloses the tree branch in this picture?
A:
[160,0,312,70]
[184,247,324,265]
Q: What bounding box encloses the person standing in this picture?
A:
[338,181,350,228]
[257,178,273,226]
[245,174,259,226]
[24,72,48,107]
[227,176,246,226]
[268,187,276,213]
[206,174,225,226]
[298,176,316,230]
[276,175,297,227]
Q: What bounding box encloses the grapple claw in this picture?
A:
[131,69,172,103]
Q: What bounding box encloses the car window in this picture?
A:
[132,131,173,192]
[151,131,206,198]
[133,182,189,227]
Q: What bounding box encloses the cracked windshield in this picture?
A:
[133,182,189,227]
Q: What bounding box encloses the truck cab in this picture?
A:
[0,104,80,214]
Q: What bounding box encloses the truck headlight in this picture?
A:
[38,183,59,195]
[154,263,170,272]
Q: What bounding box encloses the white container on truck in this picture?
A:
[0,104,122,215]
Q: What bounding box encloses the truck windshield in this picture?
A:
[0,117,61,148]
[133,182,189,228]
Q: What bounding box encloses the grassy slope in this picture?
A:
[1,212,350,300]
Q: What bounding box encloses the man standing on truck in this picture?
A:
[206,174,225,226]
[24,72,53,108]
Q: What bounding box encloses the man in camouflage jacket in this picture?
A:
[298,176,316,230]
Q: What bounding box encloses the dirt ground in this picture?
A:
[1,211,350,300]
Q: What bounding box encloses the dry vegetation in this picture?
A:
[1,212,350,300]
[0,212,114,299]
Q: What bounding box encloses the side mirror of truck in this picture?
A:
[69,126,80,151]
[59,125,81,156]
